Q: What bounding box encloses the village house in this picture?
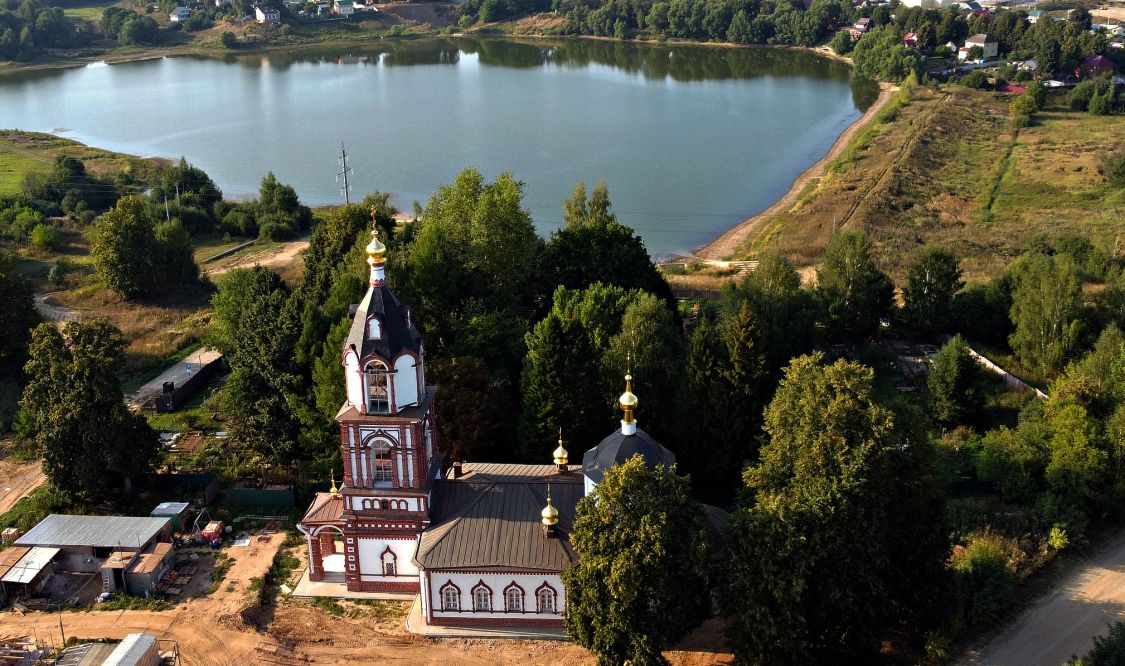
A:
[903,31,918,48]
[255,5,282,23]
[296,228,686,630]
[959,33,998,61]
[169,6,191,21]
[854,17,872,33]
[334,0,354,16]
[1080,54,1114,78]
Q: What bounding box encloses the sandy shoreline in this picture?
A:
[694,82,897,261]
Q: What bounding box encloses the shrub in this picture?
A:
[830,29,852,55]
[48,257,73,285]
[951,534,1017,626]
[29,223,60,250]
[219,30,237,48]
[960,70,989,89]
[1089,91,1110,116]
[1065,622,1125,666]
[1100,150,1125,188]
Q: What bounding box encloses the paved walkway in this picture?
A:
[290,568,414,601]
[126,348,222,407]
[959,530,1125,665]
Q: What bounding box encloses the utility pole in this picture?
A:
[337,143,353,204]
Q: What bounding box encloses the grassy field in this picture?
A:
[735,86,1125,281]
[61,0,118,18]
[0,130,167,197]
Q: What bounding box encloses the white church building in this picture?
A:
[298,225,677,629]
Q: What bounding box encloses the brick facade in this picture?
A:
[429,616,565,629]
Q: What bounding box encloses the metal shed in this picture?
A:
[0,546,59,597]
[102,633,160,666]
[150,502,191,531]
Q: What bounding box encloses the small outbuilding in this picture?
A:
[169,6,191,21]
[15,515,171,574]
[334,0,354,16]
[150,502,191,531]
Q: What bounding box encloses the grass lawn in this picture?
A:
[0,148,49,196]
[61,0,119,18]
[0,130,167,197]
[735,86,1125,281]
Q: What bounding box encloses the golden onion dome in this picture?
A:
[541,497,559,526]
[619,374,638,410]
[553,431,569,466]
[365,228,387,266]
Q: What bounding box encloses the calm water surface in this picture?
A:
[0,38,875,256]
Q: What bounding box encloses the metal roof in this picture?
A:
[415,466,582,572]
[0,545,30,579]
[581,427,676,484]
[14,515,170,549]
[1,546,59,584]
[300,493,344,524]
[103,633,159,666]
[344,284,422,366]
[151,502,189,515]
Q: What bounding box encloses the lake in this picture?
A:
[0,38,875,257]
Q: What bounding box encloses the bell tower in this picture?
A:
[331,221,441,594]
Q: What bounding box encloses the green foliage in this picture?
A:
[20,321,160,500]
[816,230,894,340]
[0,0,91,60]
[209,267,305,471]
[852,25,922,82]
[100,6,160,45]
[219,30,237,48]
[92,196,200,299]
[976,426,1046,502]
[0,250,38,379]
[960,69,989,89]
[724,354,947,664]
[0,201,43,243]
[1065,621,1125,666]
[428,356,514,463]
[951,533,1016,627]
[1100,149,1125,188]
[1008,253,1083,374]
[149,157,223,234]
[21,155,118,213]
[564,456,710,666]
[28,221,59,249]
[929,335,983,424]
[903,245,963,333]
[952,277,1013,348]
[830,29,853,55]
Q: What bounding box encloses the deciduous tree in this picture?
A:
[1009,253,1083,374]
[928,334,982,424]
[816,231,894,340]
[564,456,710,666]
[903,246,963,334]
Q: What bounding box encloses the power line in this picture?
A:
[336,143,353,205]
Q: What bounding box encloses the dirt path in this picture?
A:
[0,456,44,516]
[959,529,1125,666]
[695,83,897,261]
[33,292,78,322]
[204,238,309,277]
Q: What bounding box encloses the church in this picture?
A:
[297,226,677,629]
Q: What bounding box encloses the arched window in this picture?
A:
[365,362,390,413]
[536,585,556,614]
[380,547,397,576]
[367,318,382,340]
[371,440,394,486]
[440,582,460,611]
[472,583,491,612]
[504,584,523,612]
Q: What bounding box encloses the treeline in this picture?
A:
[0,0,92,60]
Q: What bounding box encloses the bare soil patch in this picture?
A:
[0,455,45,517]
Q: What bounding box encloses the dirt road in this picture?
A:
[33,292,78,322]
[205,238,309,277]
[695,83,897,261]
[959,530,1125,666]
[0,456,44,516]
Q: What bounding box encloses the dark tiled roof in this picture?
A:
[300,492,344,524]
[344,284,423,364]
[415,465,582,571]
[582,427,676,484]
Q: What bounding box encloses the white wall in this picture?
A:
[354,536,419,581]
[426,572,567,621]
[343,350,363,410]
[394,355,419,410]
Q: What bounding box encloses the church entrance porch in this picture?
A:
[290,567,416,601]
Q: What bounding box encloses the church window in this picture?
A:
[536,586,556,614]
[367,318,382,340]
[371,441,394,487]
[365,363,390,413]
[441,584,460,611]
[472,583,491,612]
[381,547,396,576]
[504,585,523,612]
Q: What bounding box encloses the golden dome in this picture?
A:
[330,472,339,498]
[553,431,568,466]
[541,497,559,526]
[619,372,638,419]
[365,228,387,266]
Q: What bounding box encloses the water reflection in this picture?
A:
[199,37,863,91]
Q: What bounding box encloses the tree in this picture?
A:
[154,220,199,286]
[427,356,514,463]
[29,223,60,250]
[1009,253,1083,374]
[91,196,156,299]
[1065,621,1125,666]
[20,321,159,499]
[830,29,852,54]
[904,246,963,333]
[724,354,947,664]
[816,231,894,340]
[564,456,710,666]
[209,267,305,469]
[0,250,38,377]
[725,252,817,378]
[929,334,982,424]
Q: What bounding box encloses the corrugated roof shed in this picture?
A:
[130,542,173,575]
[1,546,59,584]
[415,465,582,572]
[102,633,159,666]
[0,545,30,579]
[15,515,170,549]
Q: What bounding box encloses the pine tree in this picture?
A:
[928,334,982,424]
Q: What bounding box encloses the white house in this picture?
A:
[959,33,998,61]
[334,0,354,16]
[255,5,281,23]
[169,6,191,21]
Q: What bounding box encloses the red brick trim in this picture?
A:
[347,579,419,593]
[428,616,565,629]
